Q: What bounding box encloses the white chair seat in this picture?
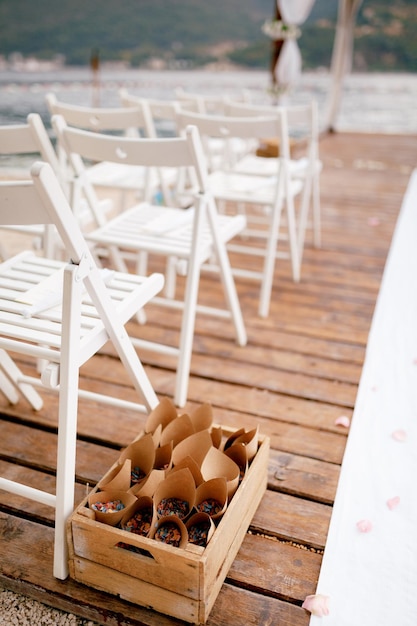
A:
[86,203,246,260]
[0,251,163,362]
[208,170,303,203]
[86,161,178,192]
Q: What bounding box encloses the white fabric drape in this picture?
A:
[274,0,315,88]
[325,0,363,130]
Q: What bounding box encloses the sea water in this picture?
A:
[1,67,416,135]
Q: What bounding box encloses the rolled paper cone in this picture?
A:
[223,443,248,480]
[189,403,213,432]
[195,477,228,520]
[169,455,204,487]
[171,430,213,468]
[120,495,154,537]
[223,428,245,451]
[118,432,156,487]
[97,458,132,492]
[154,441,173,471]
[153,467,196,520]
[88,490,137,526]
[151,423,163,448]
[159,413,194,448]
[210,426,222,449]
[186,511,215,547]
[151,514,188,549]
[130,468,166,498]
[201,446,240,499]
[145,397,178,434]
[232,426,259,461]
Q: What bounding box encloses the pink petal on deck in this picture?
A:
[368,217,380,226]
[302,594,330,617]
[391,429,407,442]
[335,415,350,428]
[387,496,400,510]
[356,519,373,533]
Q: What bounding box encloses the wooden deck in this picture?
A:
[1,131,416,625]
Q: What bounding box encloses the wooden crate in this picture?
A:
[68,427,269,624]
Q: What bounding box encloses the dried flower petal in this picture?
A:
[334,415,350,428]
[368,217,380,227]
[391,429,407,442]
[356,519,373,533]
[387,496,400,511]
[302,594,330,617]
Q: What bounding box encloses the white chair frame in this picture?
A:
[52,116,247,407]
[0,162,164,579]
[0,113,62,259]
[175,108,303,318]
[225,98,322,259]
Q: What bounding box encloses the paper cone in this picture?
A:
[151,514,188,548]
[118,432,156,488]
[154,441,173,472]
[121,496,154,537]
[145,397,178,434]
[159,413,194,448]
[171,430,212,468]
[129,468,165,498]
[189,403,213,432]
[153,467,196,520]
[186,512,215,547]
[195,477,228,520]
[223,428,245,451]
[169,456,204,487]
[228,426,259,462]
[210,426,223,449]
[88,490,137,526]
[201,446,240,498]
[97,458,131,492]
[224,443,248,482]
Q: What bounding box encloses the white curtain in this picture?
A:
[325,0,363,130]
[274,0,316,88]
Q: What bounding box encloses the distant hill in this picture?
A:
[0,0,415,72]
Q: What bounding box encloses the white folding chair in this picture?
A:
[0,161,164,579]
[119,90,180,137]
[175,108,304,318]
[0,113,62,259]
[225,99,322,258]
[45,93,176,210]
[52,115,247,407]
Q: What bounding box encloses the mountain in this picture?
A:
[0,0,415,72]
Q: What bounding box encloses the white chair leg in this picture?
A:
[53,266,82,579]
[173,199,207,407]
[286,193,301,284]
[258,198,283,318]
[297,172,313,266]
[207,197,247,346]
[0,349,43,410]
[313,170,321,248]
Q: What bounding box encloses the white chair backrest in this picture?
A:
[119,90,180,137]
[226,99,319,143]
[0,161,94,267]
[46,93,155,137]
[175,87,244,115]
[175,108,289,161]
[52,115,208,209]
[0,113,60,177]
